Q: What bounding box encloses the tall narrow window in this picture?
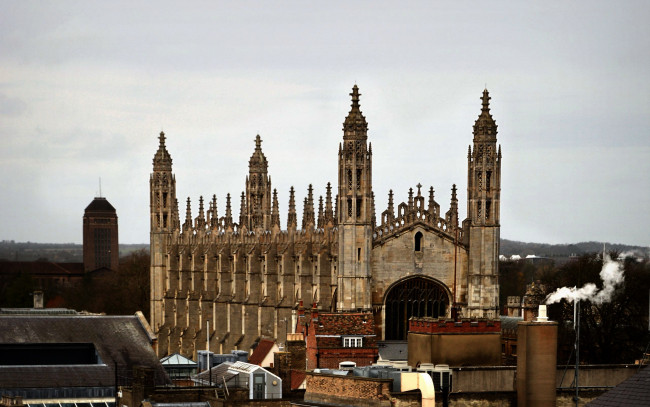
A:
[347,170,353,190]
[486,171,491,190]
[486,200,491,220]
[356,198,362,217]
[357,248,361,263]
[415,232,423,252]
[356,169,362,190]
[347,199,352,217]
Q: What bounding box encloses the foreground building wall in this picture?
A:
[150,86,502,357]
[408,318,502,367]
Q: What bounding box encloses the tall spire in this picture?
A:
[317,196,324,229]
[428,186,439,217]
[446,184,459,228]
[302,184,315,230]
[473,88,497,140]
[224,193,233,228]
[210,194,218,229]
[271,188,280,228]
[239,192,246,227]
[246,134,271,230]
[183,197,192,233]
[343,85,368,138]
[324,182,334,225]
[287,186,297,230]
[195,195,205,229]
[153,131,173,171]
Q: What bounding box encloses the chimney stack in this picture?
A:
[33,291,44,309]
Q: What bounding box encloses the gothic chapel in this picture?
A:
[150,86,502,358]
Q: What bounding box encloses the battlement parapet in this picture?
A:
[409,317,501,334]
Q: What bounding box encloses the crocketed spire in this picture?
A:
[153,131,173,171]
[343,85,368,138]
[271,188,280,228]
[473,89,498,140]
[249,134,268,172]
[287,186,297,230]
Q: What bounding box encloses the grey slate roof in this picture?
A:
[586,366,650,407]
[500,316,523,331]
[377,341,408,361]
[0,314,170,389]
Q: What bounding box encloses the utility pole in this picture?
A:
[573,300,580,407]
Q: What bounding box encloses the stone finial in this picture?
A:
[325,182,334,224]
[183,197,192,232]
[153,131,173,171]
[271,188,280,228]
[343,85,368,136]
[224,193,233,228]
[287,186,297,229]
[387,190,394,216]
[196,195,205,229]
[317,196,324,229]
[473,88,498,138]
[210,194,218,229]
[428,186,436,215]
[239,192,246,227]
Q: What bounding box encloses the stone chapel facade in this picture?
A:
[150,86,502,358]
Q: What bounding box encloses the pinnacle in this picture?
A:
[481,88,491,113]
[343,84,368,136]
[473,89,497,138]
[350,85,360,107]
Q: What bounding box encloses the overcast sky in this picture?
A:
[1,1,648,247]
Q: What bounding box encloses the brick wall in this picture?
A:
[305,373,392,407]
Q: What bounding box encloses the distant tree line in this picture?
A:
[0,249,150,319]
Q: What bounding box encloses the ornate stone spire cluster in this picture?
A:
[473,89,498,140]
[153,131,173,171]
[343,85,368,138]
[377,182,460,242]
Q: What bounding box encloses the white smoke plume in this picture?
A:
[545,253,625,305]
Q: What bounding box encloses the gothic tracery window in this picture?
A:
[385,277,449,340]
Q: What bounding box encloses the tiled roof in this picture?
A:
[0,314,170,387]
[290,369,306,390]
[586,366,650,407]
[249,339,275,366]
[302,312,377,350]
[313,313,374,336]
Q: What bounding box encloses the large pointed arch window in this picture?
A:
[384,277,449,340]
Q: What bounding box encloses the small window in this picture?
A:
[343,337,363,347]
[415,232,423,252]
[357,248,361,263]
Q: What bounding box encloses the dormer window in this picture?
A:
[343,336,363,347]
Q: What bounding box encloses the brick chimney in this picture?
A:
[311,303,318,321]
